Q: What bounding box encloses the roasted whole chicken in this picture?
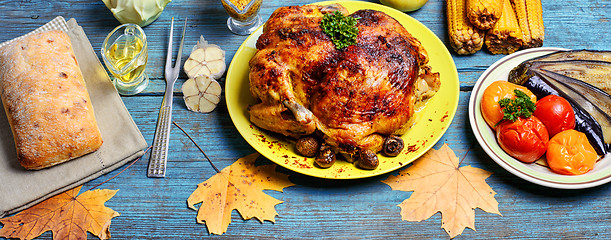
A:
[248,4,441,157]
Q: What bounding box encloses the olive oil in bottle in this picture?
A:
[104,34,147,83]
[101,24,149,95]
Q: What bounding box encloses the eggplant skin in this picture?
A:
[508,64,610,155]
[532,60,611,95]
[571,100,609,156]
[509,50,611,95]
[508,62,532,86]
[527,49,611,62]
[508,49,611,156]
[538,70,611,118]
[535,70,611,152]
[510,71,609,155]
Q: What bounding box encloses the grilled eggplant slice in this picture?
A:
[539,70,611,116]
[533,60,611,82]
[526,50,611,62]
[508,68,559,99]
[514,71,608,155]
[510,49,611,95]
[509,67,610,155]
[513,60,611,95]
[508,49,611,155]
[535,70,611,151]
[572,100,609,156]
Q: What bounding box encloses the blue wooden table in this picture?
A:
[0,0,609,239]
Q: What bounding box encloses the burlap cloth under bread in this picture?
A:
[0,16,148,217]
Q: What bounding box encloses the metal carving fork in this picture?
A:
[147,17,187,178]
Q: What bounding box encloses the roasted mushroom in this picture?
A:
[383,135,404,157]
[355,149,379,170]
[341,152,357,163]
[315,145,336,168]
[296,136,321,157]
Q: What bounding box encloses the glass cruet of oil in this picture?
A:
[220,0,263,35]
[101,23,149,95]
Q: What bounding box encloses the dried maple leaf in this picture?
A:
[382,144,501,238]
[187,153,295,235]
[0,186,119,240]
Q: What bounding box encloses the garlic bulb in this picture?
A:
[182,75,222,113]
[182,36,227,113]
[183,35,226,80]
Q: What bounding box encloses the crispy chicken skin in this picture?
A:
[248,4,440,154]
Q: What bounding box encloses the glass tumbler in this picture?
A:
[101,23,149,95]
[221,0,263,35]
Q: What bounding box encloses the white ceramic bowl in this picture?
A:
[468,47,611,189]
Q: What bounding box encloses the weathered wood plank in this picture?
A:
[0,0,609,239]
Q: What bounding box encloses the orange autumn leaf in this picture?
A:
[187,153,295,235]
[382,144,501,238]
[0,186,119,240]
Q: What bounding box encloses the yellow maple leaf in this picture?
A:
[187,153,295,235]
[382,144,501,238]
[0,186,119,240]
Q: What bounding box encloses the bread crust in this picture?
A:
[0,30,102,170]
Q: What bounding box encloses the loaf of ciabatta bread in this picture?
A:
[0,30,103,170]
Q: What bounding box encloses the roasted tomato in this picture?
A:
[481,81,537,129]
[496,116,549,163]
[546,129,598,175]
[534,95,575,137]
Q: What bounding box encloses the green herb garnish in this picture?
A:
[320,11,359,50]
[496,89,536,126]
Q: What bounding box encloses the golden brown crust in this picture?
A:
[0,30,102,170]
[248,5,440,154]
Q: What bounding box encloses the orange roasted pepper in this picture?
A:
[481,81,537,129]
[546,129,598,175]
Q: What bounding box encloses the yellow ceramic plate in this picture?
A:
[225,1,459,179]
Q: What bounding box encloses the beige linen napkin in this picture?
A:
[0,16,148,217]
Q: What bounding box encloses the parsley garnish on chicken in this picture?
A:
[320,11,359,49]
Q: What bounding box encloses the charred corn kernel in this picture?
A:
[447,0,485,55]
[485,0,524,54]
[467,0,503,30]
[511,0,544,48]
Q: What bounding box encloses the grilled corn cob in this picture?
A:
[467,0,503,30]
[511,0,544,48]
[447,0,485,55]
[485,0,524,54]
